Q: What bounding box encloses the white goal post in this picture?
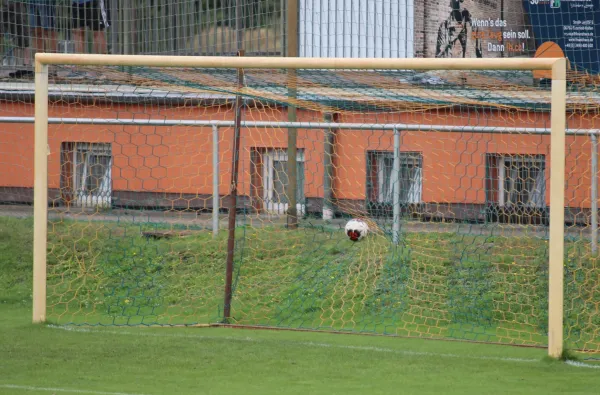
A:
[32,53,567,358]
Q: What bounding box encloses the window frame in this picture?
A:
[62,142,113,208]
[367,150,423,206]
[262,148,306,215]
[496,154,546,209]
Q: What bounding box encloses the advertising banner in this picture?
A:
[523,0,600,73]
[417,0,534,58]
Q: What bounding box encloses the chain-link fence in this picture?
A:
[1,0,285,74]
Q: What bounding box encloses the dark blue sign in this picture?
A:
[523,0,600,74]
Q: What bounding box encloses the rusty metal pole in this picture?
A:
[223,0,245,322]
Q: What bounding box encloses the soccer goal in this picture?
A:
[28,53,577,358]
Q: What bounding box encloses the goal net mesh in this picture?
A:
[1,62,599,353]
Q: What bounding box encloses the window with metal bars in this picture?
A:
[366,151,423,213]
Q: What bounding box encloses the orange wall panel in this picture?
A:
[1,101,600,210]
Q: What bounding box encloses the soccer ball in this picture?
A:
[344,219,369,242]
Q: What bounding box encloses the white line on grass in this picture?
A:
[47,324,538,364]
[565,360,600,369]
[0,384,150,395]
[49,325,600,370]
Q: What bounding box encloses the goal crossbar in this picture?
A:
[34,53,561,71]
[31,54,567,359]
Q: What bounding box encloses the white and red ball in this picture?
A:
[344,219,369,242]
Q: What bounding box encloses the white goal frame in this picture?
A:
[31,53,567,358]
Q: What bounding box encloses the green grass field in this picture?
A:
[1,213,600,394]
[1,303,600,395]
[2,214,598,348]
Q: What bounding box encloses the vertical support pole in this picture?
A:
[110,0,119,54]
[323,113,335,220]
[213,125,220,238]
[548,58,567,359]
[33,59,49,324]
[392,128,401,245]
[591,133,598,254]
[170,0,177,54]
[286,0,299,229]
[123,5,131,55]
[121,4,132,74]
[280,0,286,56]
[287,116,298,227]
[223,39,245,321]
[236,0,244,51]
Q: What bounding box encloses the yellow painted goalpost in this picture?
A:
[31,53,567,358]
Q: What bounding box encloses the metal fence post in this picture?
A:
[392,128,400,245]
[213,125,220,238]
[323,113,334,220]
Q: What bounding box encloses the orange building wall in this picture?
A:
[1,101,598,210]
[334,110,599,210]
[0,102,327,202]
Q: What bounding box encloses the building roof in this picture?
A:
[0,67,598,112]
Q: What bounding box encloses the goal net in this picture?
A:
[6,54,600,356]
